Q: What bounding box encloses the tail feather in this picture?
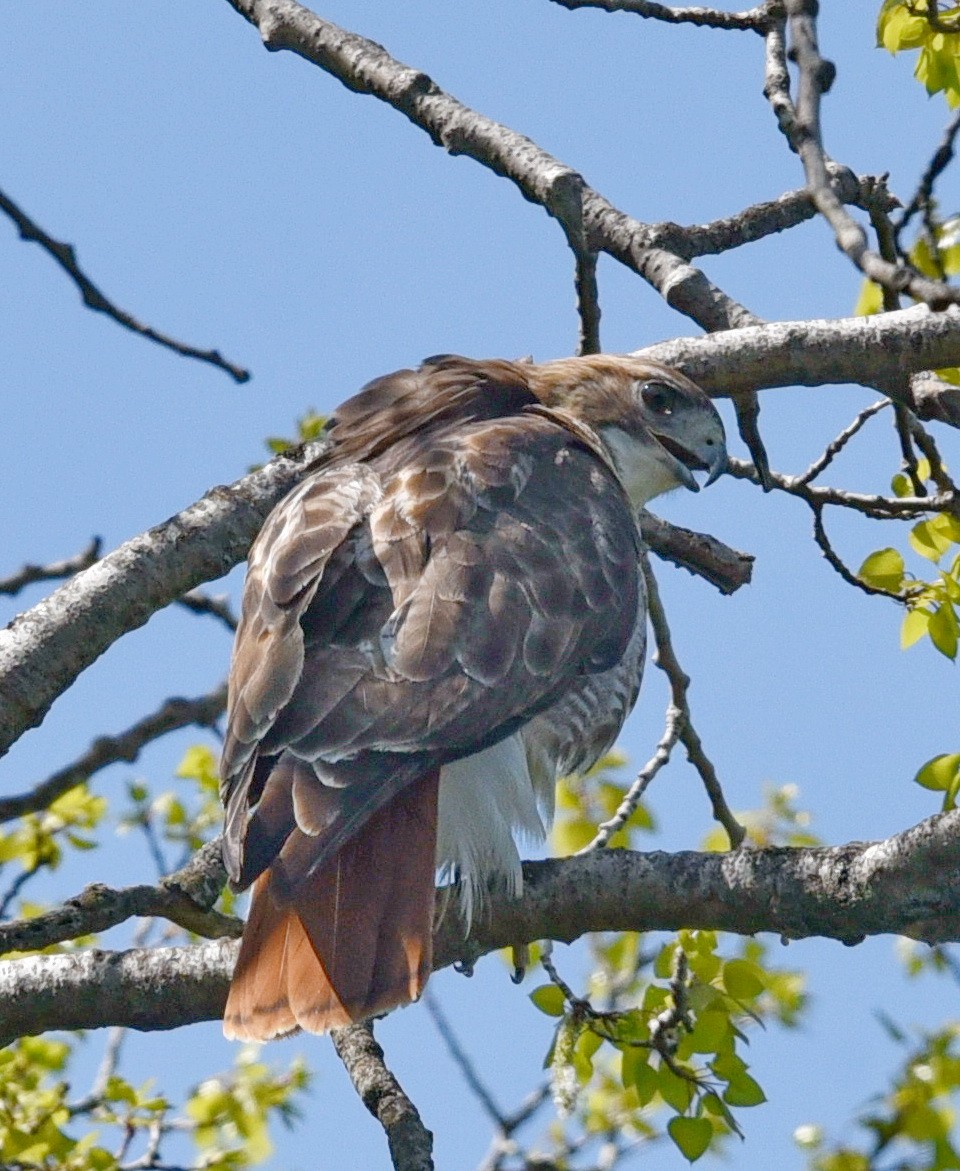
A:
[224,770,439,1040]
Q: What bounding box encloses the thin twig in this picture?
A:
[69,1025,128,1116]
[0,187,249,383]
[796,400,890,484]
[643,556,745,848]
[423,990,507,1127]
[475,1085,552,1171]
[540,941,582,1006]
[897,107,960,249]
[810,504,902,600]
[578,703,684,853]
[907,412,957,494]
[176,590,239,632]
[727,455,955,518]
[894,404,927,498]
[331,1022,435,1171]
[0,537,102,596]
[0,869,39,920]
[0,683,228,824]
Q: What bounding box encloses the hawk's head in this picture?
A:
[527,355,727,507]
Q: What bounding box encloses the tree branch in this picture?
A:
[639,512,754,595]
[637,306,960,403]
[6,810,960,1042]
[0,187,250,384]
[0,840,238,956]
[765,4,960,311]
[0,439,328,759]
[0,537,102,596]
[546,0,775,32]
[331,1023,435,1171]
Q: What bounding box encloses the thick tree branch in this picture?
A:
[0,683,229,823]
[637,306,960,404]
[0,841,237,956]
[5,811,960,1043]
[0,440,328,759]
[0,187,250,384]
[331,1023,435,1171]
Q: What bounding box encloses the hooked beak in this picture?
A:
[655,433,727,493]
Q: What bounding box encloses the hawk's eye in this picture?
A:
[640,382,674,415]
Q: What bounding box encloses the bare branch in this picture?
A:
[546,0,774,31]
[643,557,745,847]
[573,245,602,356]
[797,400,890,485]
[0,683,228,823]
[0,187,250,384]
[331,1022,435,1171]
[897,107,960,248]
[423,990,507,1128]
[726,455,953,519]
[766,5,960,311]
[176,590,239,632]
[0,537,102,596]
[0,840,238,956]
[8,810,960,1041]
[636,307,960,402]
[222,0,762,333]
[810,504,901,600]
[640,512,754,595]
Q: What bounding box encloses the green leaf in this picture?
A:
[902,607,930,649]
[854,277,884,316]
[631,1059,660,1107]
[529,985,566,1017]
[910,519,954,563]
[858,548,905,592]
[722,959,764,1001]
[668,1116,713,1163]
[723,1070,767,1107]
[914,753,960,793]
[659,1065,696,1113]
[687,1012,731,1055]
[928,602,959,659]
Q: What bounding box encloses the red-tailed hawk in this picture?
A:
[220,354,726,1040]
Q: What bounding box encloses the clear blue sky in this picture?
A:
[2,3,959,1168]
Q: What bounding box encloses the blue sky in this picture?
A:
[3,3,960,1168]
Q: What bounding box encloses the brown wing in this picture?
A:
[221,407,642,893]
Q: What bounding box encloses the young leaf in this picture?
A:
[914,753,960,793]
[529,985,566,1017]
[858,548,905,592]
[668,1116,713,1163]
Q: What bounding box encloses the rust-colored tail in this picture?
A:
[223,771,440,1040]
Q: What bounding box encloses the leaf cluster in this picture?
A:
[878,3,960,105]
